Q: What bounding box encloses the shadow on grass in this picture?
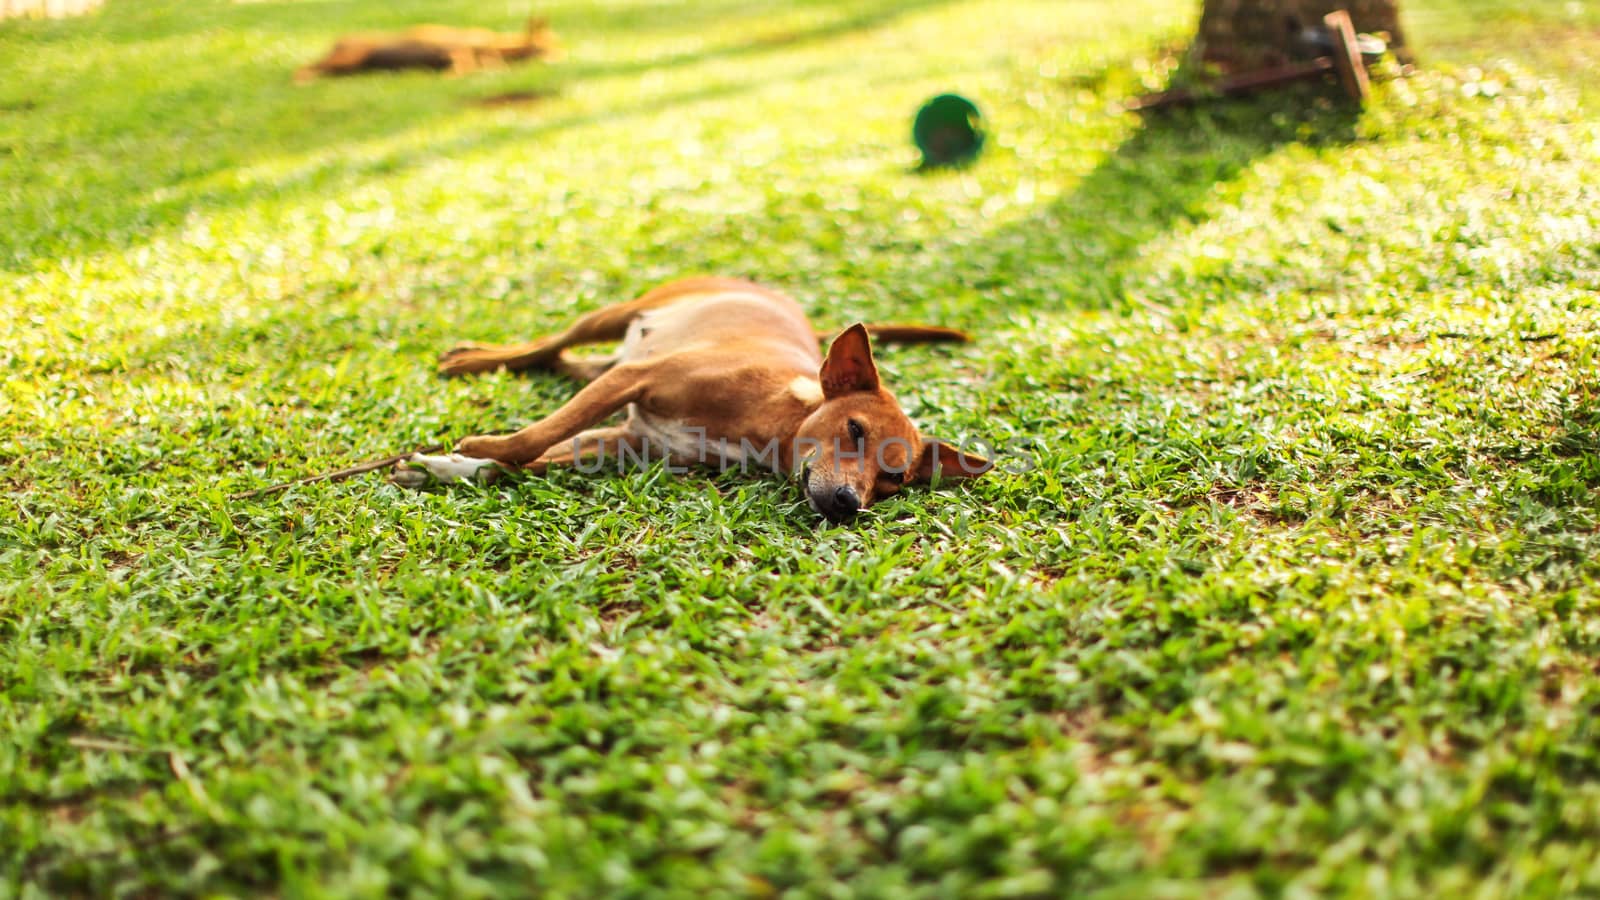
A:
[145,61,847,243]
[122,67,1371,384]
[0,0,955,272]
[106,40,1369,370]
[76,0,951,46]
[899,86,1364,322]
[569,0,959,81]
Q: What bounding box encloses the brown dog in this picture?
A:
[393,277,991,522]
[295,18,560,83]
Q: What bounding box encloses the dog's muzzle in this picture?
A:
[802,464,861,523]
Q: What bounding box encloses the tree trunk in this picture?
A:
[1195,0,1410,70]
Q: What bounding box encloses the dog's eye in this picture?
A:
[881,470,905,486]
[847,419,865,442]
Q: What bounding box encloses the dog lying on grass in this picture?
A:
[393,277,992,523]
[295,18,561,83]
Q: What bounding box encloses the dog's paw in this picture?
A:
[390,453,506,488]
[389,458,436,489]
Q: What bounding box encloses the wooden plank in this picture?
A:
[1324,9,1372,103]
[1127,57,1336,112]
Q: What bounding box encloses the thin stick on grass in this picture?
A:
[68,735,168,754]
[230,444,447,501]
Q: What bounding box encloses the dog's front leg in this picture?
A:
[392,423,653,488]
[520,425,646,475]
[454,362,653,465]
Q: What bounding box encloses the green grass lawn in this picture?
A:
[4,0,1599,894]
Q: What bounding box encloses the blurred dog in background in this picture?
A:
[295,17,560,83]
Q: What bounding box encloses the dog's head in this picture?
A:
[794,324,990,523]
[518,17,564,59]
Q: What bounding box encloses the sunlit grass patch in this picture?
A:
[3,0,1600,895]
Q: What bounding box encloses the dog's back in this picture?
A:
[403,18,557,58]
[614,283,822,378]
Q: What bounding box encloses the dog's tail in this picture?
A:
[818,323,970,344]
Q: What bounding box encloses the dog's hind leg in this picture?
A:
[437,277,774,376]
[437,305,648,377]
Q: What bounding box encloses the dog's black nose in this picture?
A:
[833,486,860,516]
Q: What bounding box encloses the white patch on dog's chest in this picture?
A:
[787,375,824,406]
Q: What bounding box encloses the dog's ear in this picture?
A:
[819,323,880,398]
[912,439,992,484]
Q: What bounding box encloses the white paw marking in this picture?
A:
[392,453,503,487]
